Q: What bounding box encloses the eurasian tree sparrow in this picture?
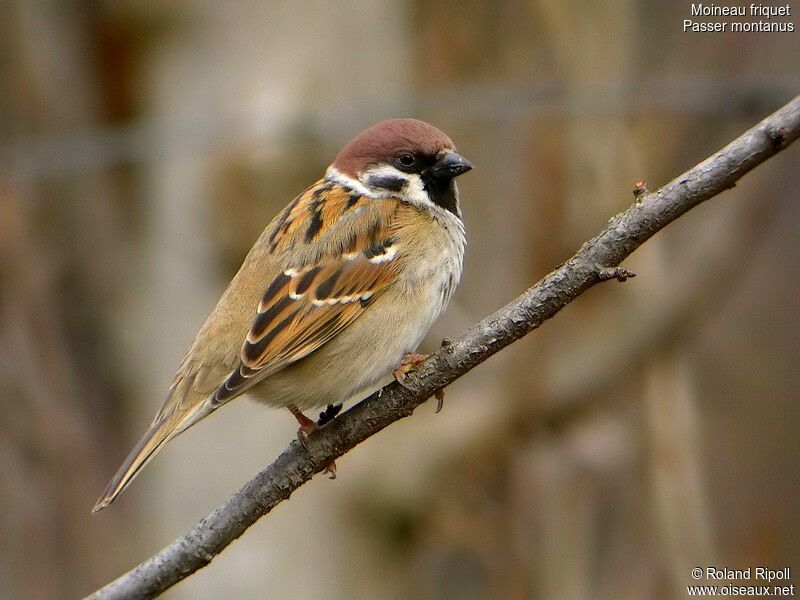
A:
[94,118,472,512]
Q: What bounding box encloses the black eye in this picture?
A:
[396,153,417,168]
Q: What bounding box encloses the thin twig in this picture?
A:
[86,94,800,599]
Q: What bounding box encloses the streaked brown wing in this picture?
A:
[212,181,401,404]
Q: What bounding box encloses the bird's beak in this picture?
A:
[428,151,473,179]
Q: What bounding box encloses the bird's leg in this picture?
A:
[288,404,317,443]
[392,352,430,388]
[288,404,337,479]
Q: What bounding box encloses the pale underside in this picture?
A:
[169,174,465,425]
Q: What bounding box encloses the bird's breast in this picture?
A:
[395,206,465,311]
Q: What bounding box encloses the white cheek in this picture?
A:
[325,167,372,196]
[401,174,430,205]
[358,165,433,207]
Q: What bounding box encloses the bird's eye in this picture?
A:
[396,153,417,168]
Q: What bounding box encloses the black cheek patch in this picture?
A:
[365,174,407,192]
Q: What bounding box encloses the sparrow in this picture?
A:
[93,118,472,512]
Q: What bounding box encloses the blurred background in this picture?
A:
[1,1,798,599]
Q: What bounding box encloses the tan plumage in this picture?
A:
[94,118,471,512]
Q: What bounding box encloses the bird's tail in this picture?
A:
[92,400,209,512]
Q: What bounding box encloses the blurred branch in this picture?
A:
[87,95,800,599]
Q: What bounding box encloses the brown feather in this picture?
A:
[93,117,468,511]
[215,195,403,402]
[332,118,455,178]
[93,178,405,510]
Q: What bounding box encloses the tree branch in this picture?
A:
[87,95,800,599]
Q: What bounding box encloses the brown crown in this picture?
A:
[331,118,456,177]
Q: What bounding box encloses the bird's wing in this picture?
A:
[92,179,402,511]
[212,181,403,404]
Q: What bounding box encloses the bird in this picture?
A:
[93,118,472,512]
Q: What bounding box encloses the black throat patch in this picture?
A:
[423,176,460,216]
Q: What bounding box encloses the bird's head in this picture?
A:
[330,118,472,216]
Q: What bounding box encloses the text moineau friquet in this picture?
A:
[684,3,795,32]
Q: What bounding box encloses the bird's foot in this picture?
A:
[288,404,337,479]
[322,460,337,479]
[317,403,342,427]
[317,404,342,477]
[393,352,430,389]
[393,353,445,413]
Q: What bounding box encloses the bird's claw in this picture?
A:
[296,422,317,451]
[434,389,444,413]
[394,354,446,412]
[393,352,430,389]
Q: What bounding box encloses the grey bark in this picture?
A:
[86,95,800,599]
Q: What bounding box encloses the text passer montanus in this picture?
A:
[93,118,472,512]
